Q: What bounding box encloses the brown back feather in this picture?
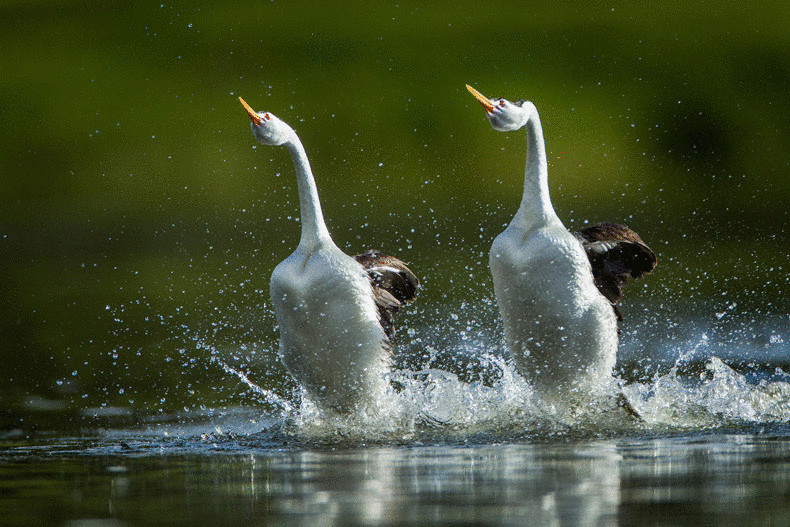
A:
[354,249,419,338]
[574,222,657,321]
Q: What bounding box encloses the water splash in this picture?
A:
[260,337,790,442]
[209,355,295,415]
[623,354,790,428]
[132,294,790,445]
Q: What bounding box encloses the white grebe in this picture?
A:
[239,97,418,415]
[466,85,655,403]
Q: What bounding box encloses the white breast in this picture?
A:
[270,244,389,414]
[489,223,618,401]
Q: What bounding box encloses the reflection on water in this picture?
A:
[3,433,790,525]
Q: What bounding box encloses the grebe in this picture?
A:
[466,85,655,403]
[239,97,418,414]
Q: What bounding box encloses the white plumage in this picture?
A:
[239,97,418,415]
[467,85,620,403]
[270,243,390,415]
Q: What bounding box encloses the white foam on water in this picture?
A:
[155,299,790,444]
[224,338,790,443]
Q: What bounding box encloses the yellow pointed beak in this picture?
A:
[466,84,495,113]
[239,96,262,125]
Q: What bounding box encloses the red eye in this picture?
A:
[264,113,270,121]
[499,101,505,107]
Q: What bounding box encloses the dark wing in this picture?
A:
[354,249,420,338]
[574,222,657,322]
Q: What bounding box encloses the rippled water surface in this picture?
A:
[4,428,790,526]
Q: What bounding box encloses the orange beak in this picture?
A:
[466,84,495,113]
[239,96,262,125]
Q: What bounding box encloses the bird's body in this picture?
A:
[489,219,619,399]
[239,97,417,415]
[467,85,655,404]
[270,242,390,414]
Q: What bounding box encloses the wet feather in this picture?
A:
[354,250,419,338]
[574,222,657,321]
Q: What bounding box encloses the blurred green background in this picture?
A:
[1,1,788,421]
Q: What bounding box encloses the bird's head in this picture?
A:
[466,84,533,132]
[239,96,294,146]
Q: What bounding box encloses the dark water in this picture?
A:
[4,428,790,526]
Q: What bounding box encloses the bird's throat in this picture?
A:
[512,112,561,231]
[285,139,332,249]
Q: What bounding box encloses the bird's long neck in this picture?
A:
[284,136,332,249]
[511,109,562,231]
